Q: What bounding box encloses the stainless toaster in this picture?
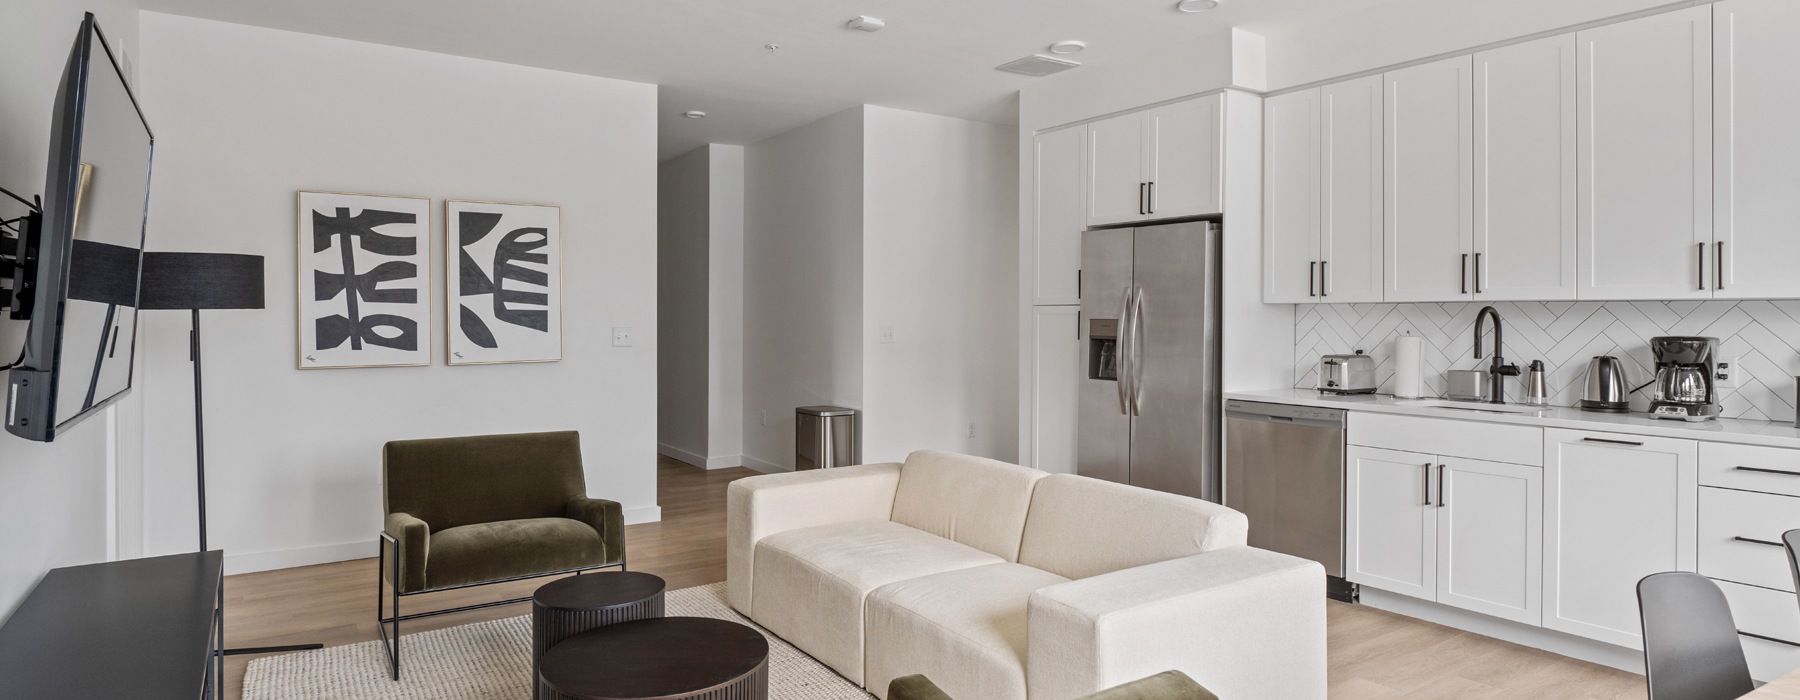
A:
[1318,351,1377,395]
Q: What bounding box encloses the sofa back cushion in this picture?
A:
[890,450,1048,562]
[1018,474,1248,579]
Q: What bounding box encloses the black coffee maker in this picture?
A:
[1647,336,1722,421]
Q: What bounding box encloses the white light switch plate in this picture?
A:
[613,327,633,347]
[879,326,896,344]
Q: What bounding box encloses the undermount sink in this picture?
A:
[1402,399,1549,415]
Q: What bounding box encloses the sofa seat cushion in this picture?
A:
[866,563,1071,700]
[750,520,1004,685]
[427,517,603,590]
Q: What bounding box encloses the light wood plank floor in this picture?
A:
[219,457,1646,699]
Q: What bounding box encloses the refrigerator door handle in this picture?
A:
[1130,287,1146,416]
[1116,285,1133,415]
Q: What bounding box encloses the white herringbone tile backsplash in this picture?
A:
[1293,301,1800,423]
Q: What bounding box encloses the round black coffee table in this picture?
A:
[538,617,770,700]
[531,571,666,699]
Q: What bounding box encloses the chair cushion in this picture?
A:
[384,431,585,532]
[891,450,1049,562]
[865,563,1070,700]
[749,520,1003,685]
[1018,474,1248,580]
[426,517,603,590]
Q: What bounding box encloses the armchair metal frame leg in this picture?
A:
[375,531,625,681]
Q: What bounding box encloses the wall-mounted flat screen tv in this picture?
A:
[5,13,153,442]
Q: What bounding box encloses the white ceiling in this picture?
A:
[136,0,1396,161]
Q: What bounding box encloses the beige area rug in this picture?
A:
[244,582,873,700]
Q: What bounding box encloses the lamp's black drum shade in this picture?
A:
[66,240,141,307]
[140,252,264,311]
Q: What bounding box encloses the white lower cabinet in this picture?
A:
[1543,429,1698,649]
[1027,307,1080,474]
[1347,446,1542,623]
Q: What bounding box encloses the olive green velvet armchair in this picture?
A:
[376,430,624,680]
[887,672,1216,700]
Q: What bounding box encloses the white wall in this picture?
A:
[742,108,865,471]
[705,146,745,466]
[1261,0,1677,89]
[136,12,660,573]
[0,0,141,618]
[657,144,744,469]
[861,107,1018,463]
[657,147,710,463]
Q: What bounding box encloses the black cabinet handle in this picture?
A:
[1461,254,1469,294]
[1474,252,1483,293]
[1736,466,1800,477]
[1148,181,1155,214]
[1734,536,1786,548]
[1717,241,1725,291]
[1698,242,1706,291]
[1582,437,1644,447]
[1740,631,1800,648]
[1437,464,1447,508]
[1309,262,1317,297]
[1138,183,1146,215]
[1320,260,1329,297]
[1423,463,1433,506]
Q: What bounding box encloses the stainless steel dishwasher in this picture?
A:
[1224,400,1354,601]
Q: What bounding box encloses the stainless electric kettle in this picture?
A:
[1578,356,1631,413]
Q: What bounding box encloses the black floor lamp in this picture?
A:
[140,252,322,658]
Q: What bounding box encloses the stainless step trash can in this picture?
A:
[796,406,860,470]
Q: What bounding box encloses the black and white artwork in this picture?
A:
[297,192,431,369]
[446,200,562,365]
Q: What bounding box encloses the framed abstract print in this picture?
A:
[445,200,563,365]
[296,191,431,369]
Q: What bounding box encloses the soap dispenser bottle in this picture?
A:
[1525,361,1549,406]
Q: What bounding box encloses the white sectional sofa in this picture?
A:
[726,450,1327,700]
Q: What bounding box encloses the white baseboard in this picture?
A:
[658,444,744,470]
[741,454,790,474]
[1358,588,1645,675]
[222,505,665,575]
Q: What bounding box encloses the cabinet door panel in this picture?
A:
[1347,446,1437,599]
[1475,34,1579,301]
[1384,56,1473,302]
[1146,95,1223,219]
[1321,75,1385,303]
[1437,457,1542,625]
[1264,89,1322,304]
[1543,429,1697,649]
[1576,8,1713,300]
[1715,0,1800,299]
[1034,127,1086,305]
[1087,113,1147,227]
[1030,307,1080,474]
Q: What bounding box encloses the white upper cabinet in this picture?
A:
[1383,56,1473,302]
[1714,0,1800,299]
[1033,126,1086,305]
[1263,88,1323,304]
[1474,35,1579,301]
[1321,76,1386,303]
[1145,95,1224,221]
[1087,112,1148,227]
[1576,7,1713,300]
[1087,95,1223,227]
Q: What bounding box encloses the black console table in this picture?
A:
[0,551,224,699]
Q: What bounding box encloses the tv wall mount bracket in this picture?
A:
[0,183,42,322]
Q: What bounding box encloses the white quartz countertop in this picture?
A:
[1224,388,1800,450]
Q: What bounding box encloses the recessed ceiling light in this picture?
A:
[1049,40,1087,55]
[847,16,886,32]
[683,110,707,119]
[1176,0,1220,12]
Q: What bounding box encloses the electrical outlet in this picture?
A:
[1716,360,1737,389]
[967,421,976,438]
[879,326,896,344]
[760,409,770,426]
[612,327,633,347]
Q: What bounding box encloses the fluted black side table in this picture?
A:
[531,571,666,699]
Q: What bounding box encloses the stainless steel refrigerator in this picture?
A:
[1077,220,1221,501]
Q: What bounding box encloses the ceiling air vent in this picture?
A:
[996,54,1081,77]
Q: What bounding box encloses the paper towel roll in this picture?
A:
[1394,335,1424,398]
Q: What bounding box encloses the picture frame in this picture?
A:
[295,191,432,369]
[444,199,563,365]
